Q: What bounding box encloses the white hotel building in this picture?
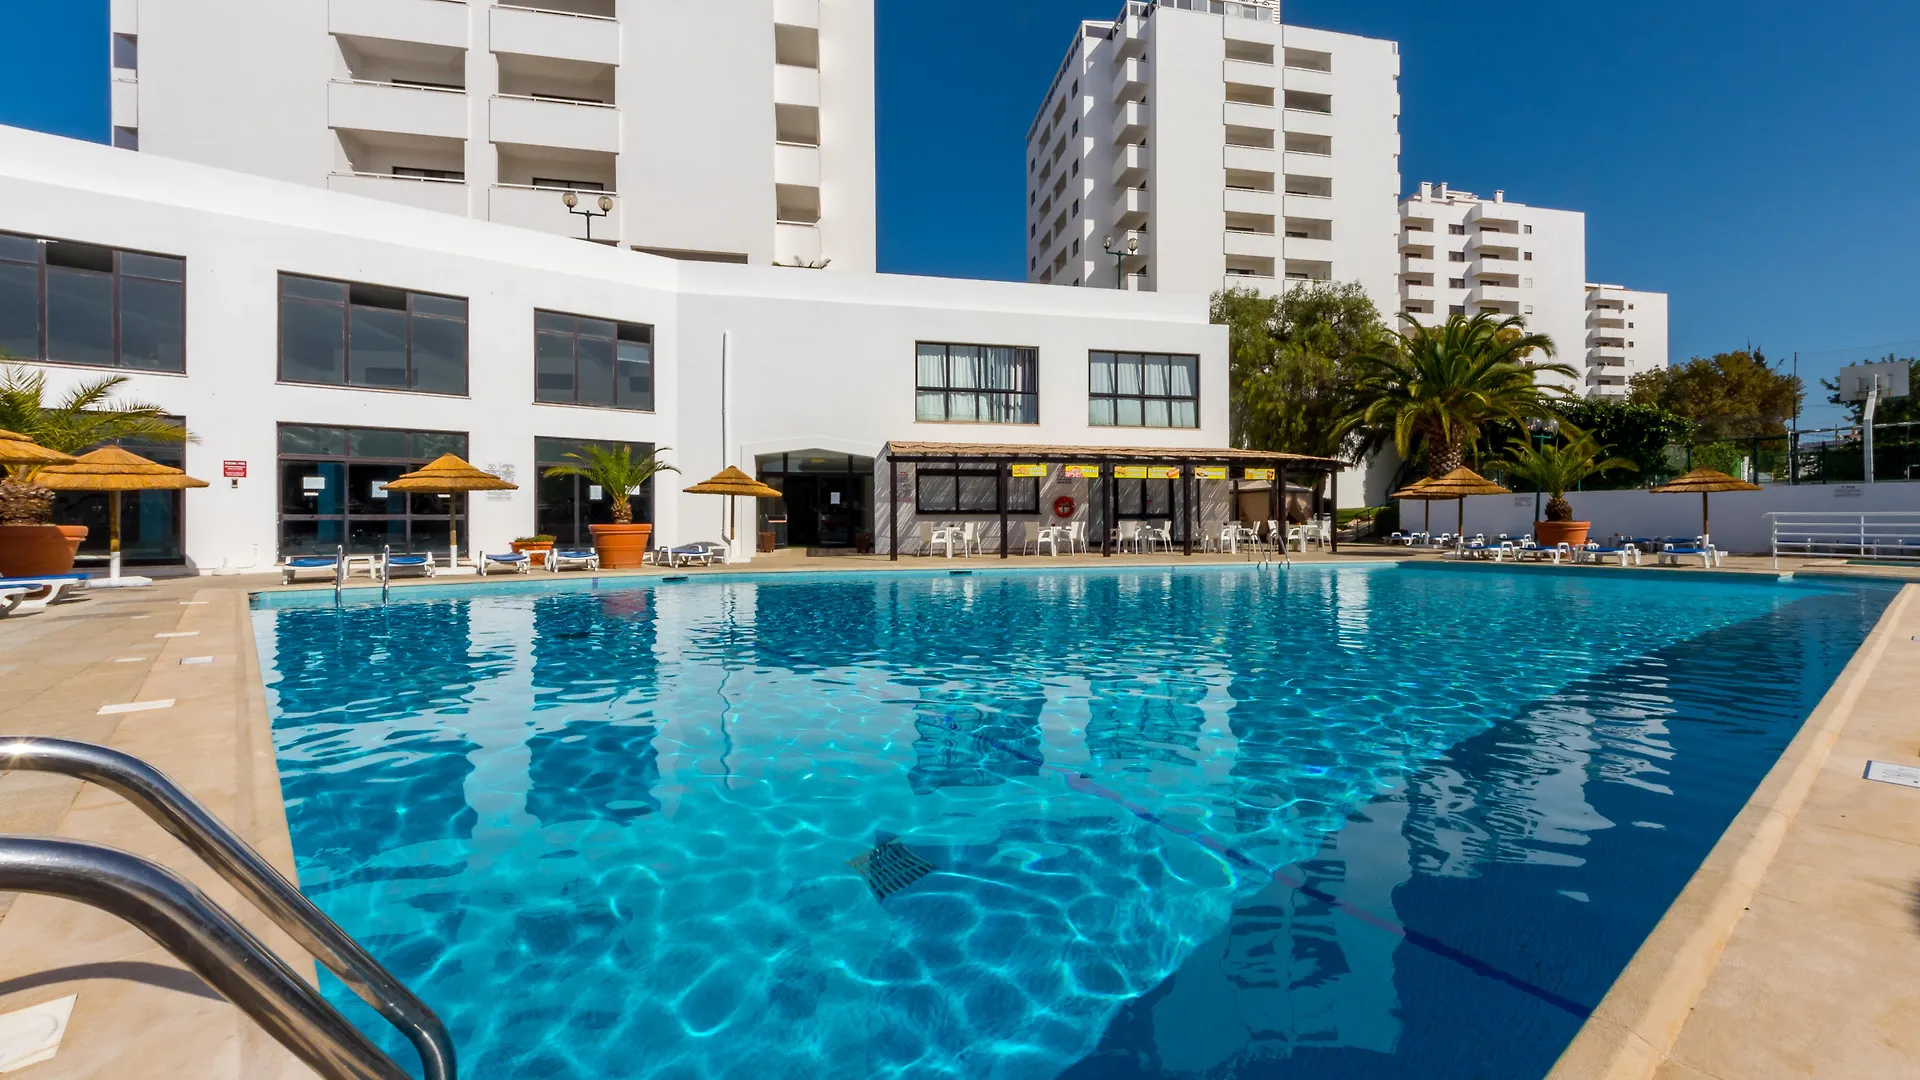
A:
[1025,0,1402,308]
[107,0,875,270]
[0,125,1266,573]
[1397,182,1668,398]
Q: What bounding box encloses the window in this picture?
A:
[276,424,468,556]
[1030,256,1037,270]
[532,177,605,191]
[112,34,138,71]
[1448,277,1466,289]
[1116,479,1181,520]
[1448,224,1466,235]
[1071,160,1079,176]
[1449,304,1465,315]
[1448,251,1466,262]
[915,468,1039,515]
[1072,239,1080,255]
[1628,322,1635,328]
[533,310,653,411]
[1089,351,1199,428]
[916,342,1038,423]
[393,167,464,181]
[537,436,655,545]
[1523,251,1533,261]
[1524,224,1533,234]
[1523,304,1534,314]
[0,232,185,372]
[277,274,467,395]
[1072,80,1078,95]
[1072,119,1079,135]
[1030,223,1036,237]
[1072,199,1079,215]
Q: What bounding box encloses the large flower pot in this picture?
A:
[1535,520,1591,548]
[588,523,653,569]
[56,524,88,561]
[0,524,81,577]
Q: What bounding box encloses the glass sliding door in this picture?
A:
[534,437,655,548]
[277,424,468,557]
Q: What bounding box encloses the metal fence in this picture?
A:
[1769,511,1920,567]
[1680,423,1919,486]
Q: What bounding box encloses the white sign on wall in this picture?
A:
[1834,485,1864,499]
[589,485,604,501]
[301,475,326,491]
[369,481,388,499]
[486,463,516,501]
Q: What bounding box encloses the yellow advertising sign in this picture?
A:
[1243,468,1275,481]
[1114,465,1149,479]
[1063,464,1100,479]
[1193,466,1227,481]
[1148,466,1181,480]
[1010,464,1047,478]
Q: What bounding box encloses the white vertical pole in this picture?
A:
[1863,384,1879,485]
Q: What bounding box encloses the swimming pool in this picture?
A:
[252,564,1894,1079]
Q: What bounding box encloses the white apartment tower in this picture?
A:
[1025,0,1402,310]
[1398,182,1668,398]
[106,0,876,270]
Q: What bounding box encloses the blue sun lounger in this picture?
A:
[480,551,531,575]
[380,553,436,581]
[0,574,91,608]
[546,549,600,572]
[280,556,340,584]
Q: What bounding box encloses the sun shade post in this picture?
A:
[888,455,899,561]
[1329,466,1339,553]
[998,461,1009,560]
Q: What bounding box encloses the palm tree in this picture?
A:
[1496,425,1637,522]
[541,444,677,524]
[1350,312,1574,479]
[0,363,189,525]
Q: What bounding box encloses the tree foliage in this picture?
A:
[1820,355,1920,426]
[1213,282,1388,463]
[1551,397,1692,482]
[1350,311,1574,479]
[1494,425,1637,522]
[0,363,192,525]
[1626,349,1801,440]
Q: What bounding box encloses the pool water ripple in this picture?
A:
[253,564,1893,1079]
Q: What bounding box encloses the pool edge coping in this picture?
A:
[1544,580,1918,1080]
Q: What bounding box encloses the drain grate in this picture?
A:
[847,837,935,901]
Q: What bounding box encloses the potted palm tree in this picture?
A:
[1350,312,1576,479]
[542,444,676,569]
[0,365,188,576]
[1496,426,1637,547]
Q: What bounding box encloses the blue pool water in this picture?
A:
[252,564,1894,1080]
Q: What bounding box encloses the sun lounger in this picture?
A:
[380,553,436,581]
[1658,543,1721,568]
[480,552,531,575]
[662,541,728,567]
[280,556,340,584]
[0,586,28,617]
[1578,544,1642,567]
[0,575,91,609]
[546,549,600,572]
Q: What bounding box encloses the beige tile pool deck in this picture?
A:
[0,550,1915,1078]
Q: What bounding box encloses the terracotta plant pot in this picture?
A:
[56,524,88,560]
[588,523,653,569]
[0,524,82,577]
[510,539,554,567]
[1535,520,1591,548]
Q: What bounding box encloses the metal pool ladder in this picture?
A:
[0,737,456,1080]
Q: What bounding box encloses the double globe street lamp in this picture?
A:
[562,190,615,242]
[1103,234,1139,290]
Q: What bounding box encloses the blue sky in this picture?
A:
[7,2,1916,425]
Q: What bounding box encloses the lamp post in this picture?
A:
[1103,234,1139,290]
[1526,416,1559,521]
[562,190,614,242]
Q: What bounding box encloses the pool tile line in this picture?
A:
[933,716,1595,1019]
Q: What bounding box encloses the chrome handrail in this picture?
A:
[0,738,455,1080]
[0,836,412,1080]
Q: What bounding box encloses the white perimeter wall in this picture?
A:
[1398,482,1920,555]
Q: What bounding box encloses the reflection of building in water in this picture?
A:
[1083,676,1209,769]
[526,718,663,826]
[908,691,1044,793]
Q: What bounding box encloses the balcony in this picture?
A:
[489,183,622,241]
[1469,230,1523,251]
[1112,58,1148,102]
[1223,272,1276,293]
[1114,12,1148,58]
[1111,101,1150,144]
[1113,186,1151,227]
[329,0,467,49]
[1282,193,1331,218]
[1224,230,1278,260]
[1399,231,1434,255]
[1223,187,1276,216]
[1468,283,1522,307]
[1280,65,1333,96]
[328,80,467,140]
[1223,144,1275,174]
[111,0,135,33]
[1588,308,1627,327]
[774,63,820,108]
[490,94,618,153]
[1223,100,1274,131]
[1589,346,1628,365]
[1589,287,1629,307]
[776,221,822,265]
[1283,235,1333,262]
[111,76,137,130]
[327,171,468,214]
[1471,255,1519,276]
[1223,58,1276,89]
[774,142,820,188]
[1467,200,1522,227]
[1402,255,1435,275]
[1281,150,1334,179]
[1113,143,1148,185]
[774,0,819,28]
[489,3,620,65]
[1403,283,1438,304]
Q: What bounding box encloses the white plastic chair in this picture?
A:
[1070,520,1089,553]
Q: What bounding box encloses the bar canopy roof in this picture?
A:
[881,441,1344,470]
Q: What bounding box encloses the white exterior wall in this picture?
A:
[0,126,1222,571]
[1025,1,1401,312]
[111,0,875,271]
[1585,284,1667,397]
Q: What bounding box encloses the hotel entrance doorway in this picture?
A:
[755,451,874,549]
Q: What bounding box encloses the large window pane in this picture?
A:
[916,343,945,387]
[535,332,575,402]
[348,428,408,458]
[45,267,115,367]
[916,391,946,421]
[947,392,979,422]
[118,278,184,371]
[409,313,467,395]
[958,474,997,511]
[348,463,408,515]
[1144,399,1171,427]
[281,275,347,302]
[348,306,409,388]
[1089,352,1115,393]
[915,342,1039,425]
[1114,356,1142,395]
[576,335,615,407]
[281,300,345,384]
[411,432,466,458]
[615,340,652,410]
[0,262,36,359]
[120,253,184,282]
[1089,398,1115,426]
[532,310,652,410]
[1088,350,1199,429]
[281,461,346,515]
[1142,355,1170,396]
[1116,398,1143,426]
[918,474,957,513]
[0,234,37,263]
[280,425,346,455]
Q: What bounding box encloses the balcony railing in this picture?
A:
[328,79,468,140]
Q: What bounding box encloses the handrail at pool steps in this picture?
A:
[1769,510,1920,568]
[0,737,456,1080]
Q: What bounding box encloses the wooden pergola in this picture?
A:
[880,440,1346,560]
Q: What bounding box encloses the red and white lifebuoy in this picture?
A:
[1053,496,1076,519]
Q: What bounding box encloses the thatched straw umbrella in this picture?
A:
[683,466,782,560]
[1388,476,1440,535]
[0,428,76,467]
[0,428,78,526]
[382,454,517,567]
[1406,468,1512,552]
[36,446,208,582]
[1649,468,1761,545]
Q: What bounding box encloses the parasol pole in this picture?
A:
[449,493,459,569]
[109,490,122,581]
[1702,491,1710,545]
[1456,497,1464,554]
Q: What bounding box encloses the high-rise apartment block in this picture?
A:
[1398,182,1668,398]
[1025,0,1402,308]
[107,0,875,270]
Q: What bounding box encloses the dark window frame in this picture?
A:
[1088,350,1201,429]
[275,272,469,396]
[274,423,469,557]
[914,467,1040,515]
[914,341,1040,425]
[0,229,187,373]
[532,309,655,412]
